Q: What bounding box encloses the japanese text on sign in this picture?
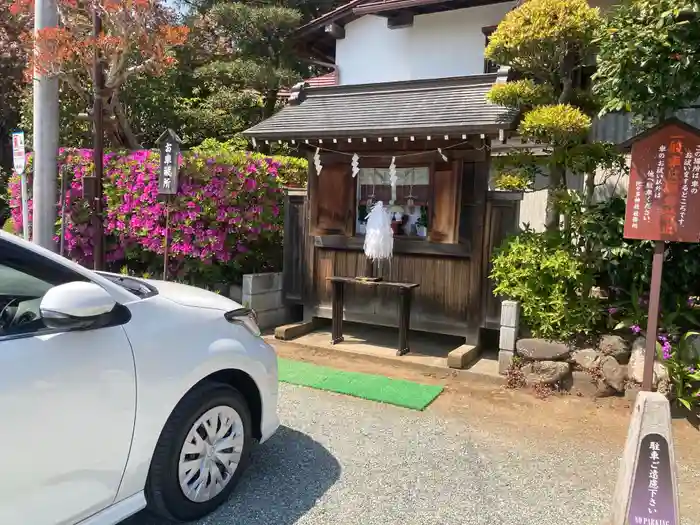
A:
[157,132,180,196]
[647,440,660,516]
[162,142,173,190]
[623,120,700,242]
[628,433,676,525]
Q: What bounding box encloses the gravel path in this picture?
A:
[124,382,650,525]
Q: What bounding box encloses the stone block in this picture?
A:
[521,361,571,386]
[516,338,570,361]
[500,300,520,329]
[255,307,288,330]
[570,370,598,397]
[600,355,626,392]
[499,326,517,351]
[242,290,283,312]
[598,334,631,363]
[498,349,514,375]
[447,344,479,370]
[229,284,242,303]
[571,348,601,370]
[275,319,319,340]
[242,272,283,296]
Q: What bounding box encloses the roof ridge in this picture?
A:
[305,73,500,96]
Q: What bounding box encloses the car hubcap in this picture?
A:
[178,405,245,503]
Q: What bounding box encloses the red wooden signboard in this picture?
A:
[624,119,700,242]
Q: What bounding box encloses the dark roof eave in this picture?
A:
[242,122,516,140]
[293,0,367,39]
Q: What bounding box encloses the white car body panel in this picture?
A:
[113,293,280,503]
[0,326,136,525]
[0,232,280,525]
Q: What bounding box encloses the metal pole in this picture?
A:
[32,0,59,250]
[59,165,68,257]
[642,241,665,391]
[20,172,30,240]
[163,202,170,281]
[92,7,105,271]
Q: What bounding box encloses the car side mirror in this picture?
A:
[40,281,117,330]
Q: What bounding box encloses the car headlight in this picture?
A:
[224,307,261,337]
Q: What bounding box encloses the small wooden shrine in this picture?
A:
[243,73,522,348]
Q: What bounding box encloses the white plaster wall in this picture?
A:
[336,2,516,86]
[492,162,630,232]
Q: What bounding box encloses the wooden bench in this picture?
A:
[326,277,420,356]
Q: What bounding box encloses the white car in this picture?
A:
[0,231,280,524]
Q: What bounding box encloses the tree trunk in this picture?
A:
[545,165,564,231]
[262,89,278,120]
[104,92,142,150]
[585,170,596,205]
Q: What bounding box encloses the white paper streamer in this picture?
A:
[351,153,360,178]
[363,201,393,261]
[314,147,323,176]
[388,156,397,204]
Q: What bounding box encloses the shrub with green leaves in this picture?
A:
[490,229,601,340]
[518,104,592,146]
[486,80,554,109]
[657,331,700,410]
[594,0,700,122]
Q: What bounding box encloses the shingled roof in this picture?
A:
[243,73,517,140]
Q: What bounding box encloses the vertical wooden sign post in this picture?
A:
[612,118,700,525]
[156,129,182,281]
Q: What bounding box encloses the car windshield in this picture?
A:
[96,273,158,299]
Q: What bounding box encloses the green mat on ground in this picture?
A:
[278,358,443,410]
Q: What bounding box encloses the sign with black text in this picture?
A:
[157,129,182,196]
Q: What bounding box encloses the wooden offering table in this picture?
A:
[327,276,420,356]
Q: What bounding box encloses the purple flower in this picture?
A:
[7,148,290,271]
[662,341,672,360]
[608,307,618,315]
[688,297,695,307]
[631,325,642,334]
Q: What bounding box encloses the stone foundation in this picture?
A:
[242,272,288,330]
[495,301,671,398]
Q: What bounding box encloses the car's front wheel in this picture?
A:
[146,383,253,522]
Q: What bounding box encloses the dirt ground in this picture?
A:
[273,340,700,520]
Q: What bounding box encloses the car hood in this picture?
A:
[144,279,243,312]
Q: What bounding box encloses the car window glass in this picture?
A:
[0,240,88,338]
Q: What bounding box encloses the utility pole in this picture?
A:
[32,0,59,251]
[92,7,105,271]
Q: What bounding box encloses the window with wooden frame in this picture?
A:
[355,167,431,238]
[309,156,482,252]
[482,26,499,74]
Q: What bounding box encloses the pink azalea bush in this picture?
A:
[7,147,307,284]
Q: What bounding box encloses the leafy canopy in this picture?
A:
[594,0,700,121]
[485,0,601,90]
[10,0,189,148]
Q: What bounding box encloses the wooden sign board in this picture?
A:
[157,129,182,196]
[624,119,700,242]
